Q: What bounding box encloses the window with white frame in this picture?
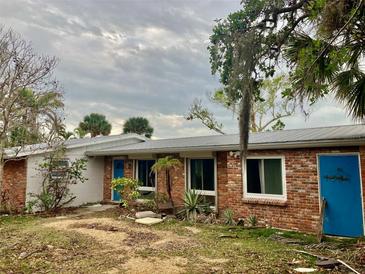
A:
[245,157,285,199]
[136,160,156,191]
[50,159,69,179]
[188,158,216,206]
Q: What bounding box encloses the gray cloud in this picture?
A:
[0,0,354,138]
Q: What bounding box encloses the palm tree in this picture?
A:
[151,156,182,214]
[78,113,112,137]
[123,117,154,138]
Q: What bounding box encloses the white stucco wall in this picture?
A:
[26,147,104,207]
[25,137,144,208]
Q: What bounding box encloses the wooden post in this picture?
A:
[317,198,327,243]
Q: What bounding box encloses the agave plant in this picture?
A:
[183,189,203,222]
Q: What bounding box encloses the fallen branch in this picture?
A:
[218,233,239,239]
[291,249,361,274]
[291,249,328,260]
[19,246,46,260]
[337,259,361,274]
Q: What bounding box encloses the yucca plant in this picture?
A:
[184,189,204,222]
[247,215,257,227]
[223,208,236,226]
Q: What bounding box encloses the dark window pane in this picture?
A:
[138,160,147,186]
[246,159,262,193]
[202,159,214,191]
[264,159,282,195]
[190,159,203,190]
[138,160,155,187]
[146,160,155,187]
[190,159,215,191]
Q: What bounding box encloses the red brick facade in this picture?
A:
[102,147,365,233]
[103,157,112,201]
[217,147,364,233]
[1,159,27,212]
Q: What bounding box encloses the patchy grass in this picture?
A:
[0,209,363,274]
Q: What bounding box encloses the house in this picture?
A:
[2,124,365,237]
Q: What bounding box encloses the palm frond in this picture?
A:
[334,68,365,120]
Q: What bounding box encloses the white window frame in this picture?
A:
[243,155,287,201]
[187,157,217,197]
[135,159,156,192]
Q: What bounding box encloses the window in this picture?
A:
[245,157,285,198]
[50,159,69,179]
[137,160,155,190]
[190,159,215,192]
[188,158,216,207]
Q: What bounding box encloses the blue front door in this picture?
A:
[112,159,124,202]
[319,155,364,237]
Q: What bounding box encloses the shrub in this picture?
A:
[142,198,157,211]
[28,150,88,212]
[223,208,236,226]
[111,177,140,208]
[0,190,18,214]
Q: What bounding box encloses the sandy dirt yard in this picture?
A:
[0,208,364,274]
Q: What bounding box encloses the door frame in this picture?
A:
[111,157,126,202]
[316,152,365,236]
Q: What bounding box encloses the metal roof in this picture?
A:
[86,124,365,156]
[5,133,146,158]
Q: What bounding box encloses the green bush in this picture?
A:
[111,177,140,208]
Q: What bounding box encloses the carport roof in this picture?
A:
[86,124,365,156]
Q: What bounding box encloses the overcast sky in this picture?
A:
[0,0,355,138]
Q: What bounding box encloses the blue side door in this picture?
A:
[112,159,124,202]
[319,155,364,237]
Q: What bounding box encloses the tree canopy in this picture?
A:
[187,75,297,133]
[123,117,154,138]
[78,113,112,137]
[208,0,364,158]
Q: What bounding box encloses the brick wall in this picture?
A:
[102,147,364,234]
[2,159,27,211]
[103,157,112,201]
[103,157,134,201]
[217,147,362,233]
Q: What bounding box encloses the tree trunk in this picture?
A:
[0,138,5,196]
[0,158,4,197]
[239,84,252,162]
[239,80,253,195]
[166,169,175,215]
